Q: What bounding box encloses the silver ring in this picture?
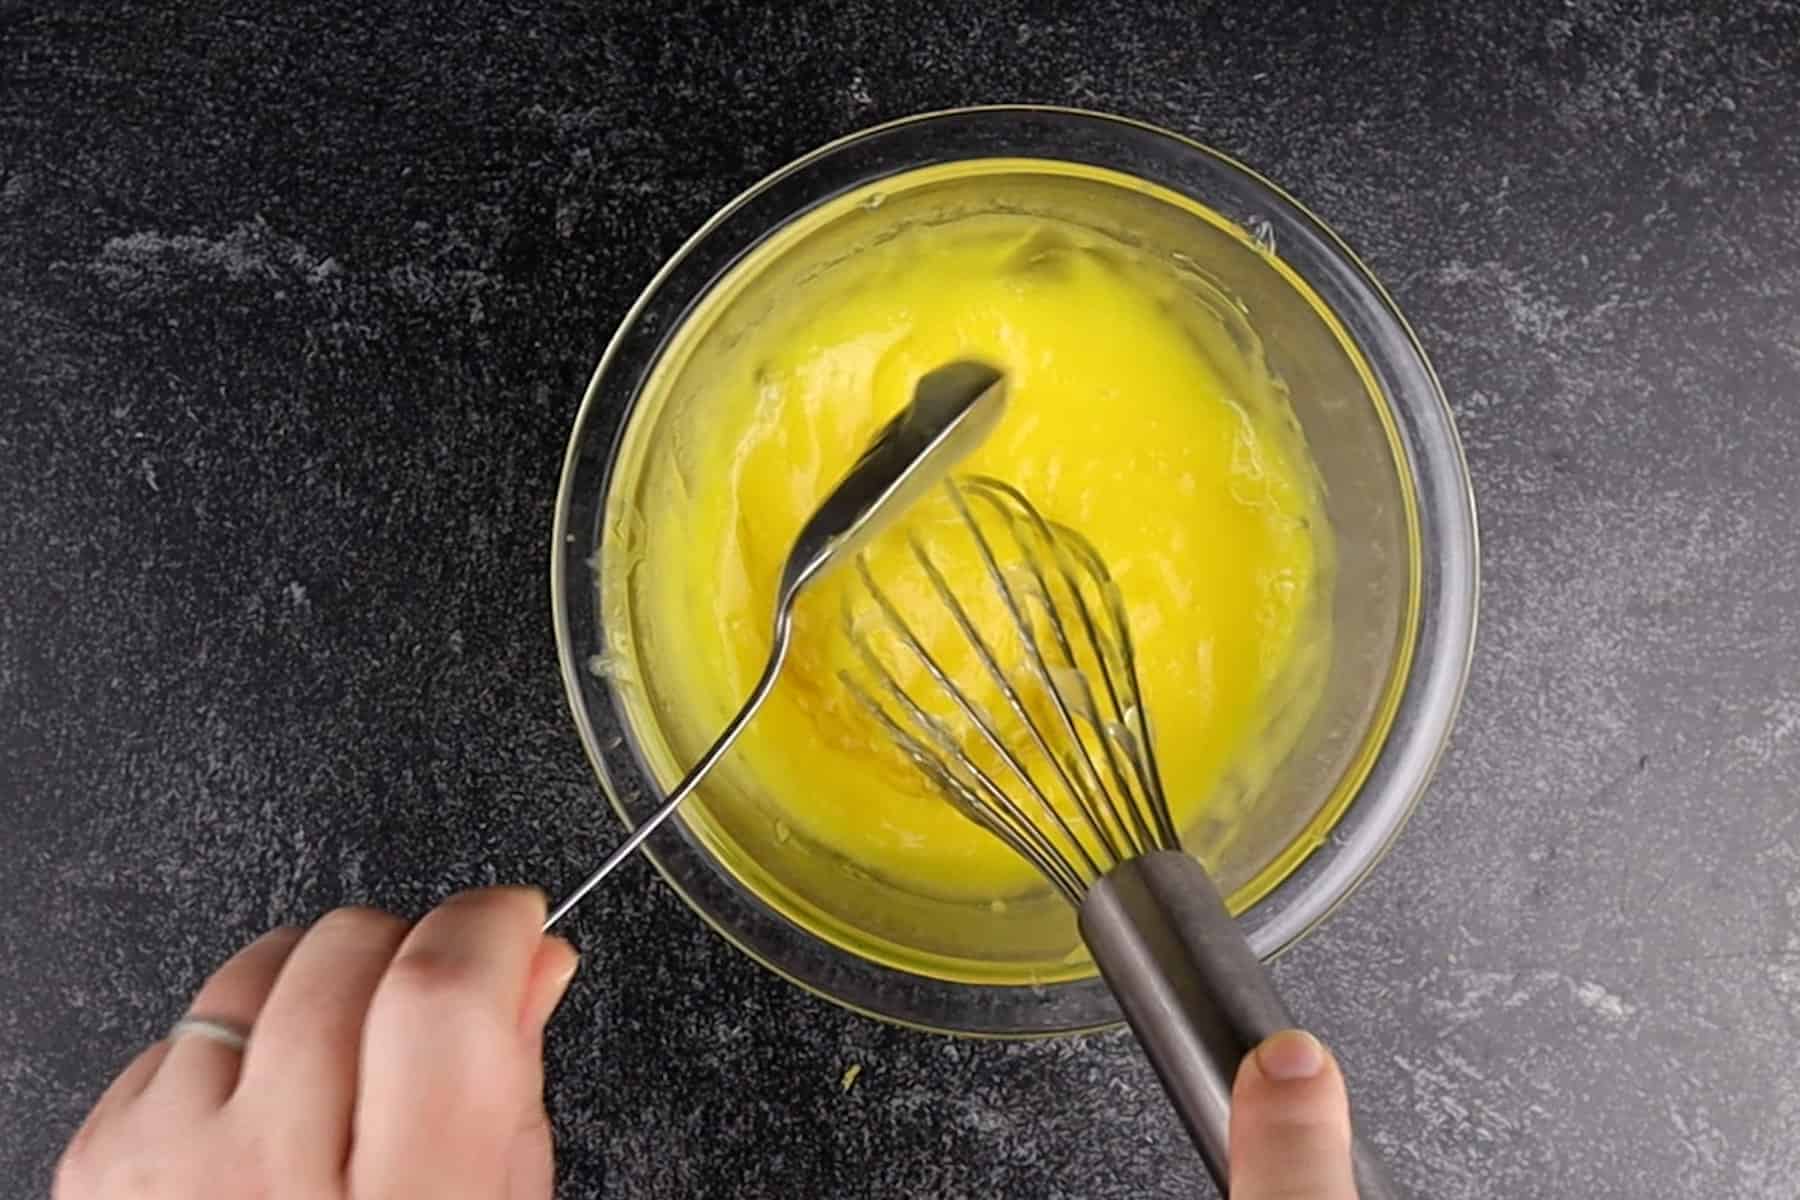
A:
[169,1016,251,1052]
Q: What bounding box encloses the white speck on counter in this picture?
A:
[1574,981,1636,1023]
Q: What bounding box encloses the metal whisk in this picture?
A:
[841,475,1397,1200]
[840,476,1178,896]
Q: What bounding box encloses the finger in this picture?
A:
[505,937,575,1200]
[150,927,303,1112]
[94,1040,172,1114]
[519,935,579,1035]
[1229,1030,1358,1200]
[351,887,548,1200]
[233,907,408,1179]
[507,1112,556,1200]
[62,1040,172,1162]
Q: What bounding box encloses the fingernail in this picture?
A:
[1256,1029,1327,1081]
[531,936,580,1030]
[553,949,580,1000]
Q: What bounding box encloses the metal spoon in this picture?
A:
[544,360,1008,929]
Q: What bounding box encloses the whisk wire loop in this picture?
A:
[839,475,1182,899]
[841,563,1098,897]
[960,479,1161,859]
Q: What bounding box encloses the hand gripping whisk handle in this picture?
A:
[1077,850,1399,1199]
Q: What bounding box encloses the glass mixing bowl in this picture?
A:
[551,107,1478,1035]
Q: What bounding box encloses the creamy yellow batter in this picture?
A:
[620,210,1332,904]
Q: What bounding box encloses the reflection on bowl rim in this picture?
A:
[550,105,1480,1037]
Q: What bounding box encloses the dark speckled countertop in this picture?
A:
[5,3,1800,1197]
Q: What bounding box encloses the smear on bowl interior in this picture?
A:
[609,183,1334,913]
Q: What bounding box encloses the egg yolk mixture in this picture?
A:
[623,213,1332,902]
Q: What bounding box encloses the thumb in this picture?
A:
[509,936,578,1200]
[1228,1029,1358,1200]
[508,1114,555,1200]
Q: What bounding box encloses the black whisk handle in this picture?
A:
[1078,850,1399,1199]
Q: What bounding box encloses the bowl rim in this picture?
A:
[549,103,1480,1036]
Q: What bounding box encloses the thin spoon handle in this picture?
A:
[544,362,1005,931]
[544,633,790,930]
[1078,850,1400,1199]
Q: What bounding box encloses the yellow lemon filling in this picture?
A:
[612,198,1333,907]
